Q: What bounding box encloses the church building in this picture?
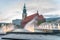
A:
[21,4,46,28]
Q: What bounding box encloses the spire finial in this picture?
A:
[24,3,26,8]
[36,10,39,15]
[37,10,38,13]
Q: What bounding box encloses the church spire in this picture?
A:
[23,3,27,14]
[22,4,27,20]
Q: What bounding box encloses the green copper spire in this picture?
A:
[23,3,26,14]
[22,4,27,20]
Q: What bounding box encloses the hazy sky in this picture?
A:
[0,0,60,23]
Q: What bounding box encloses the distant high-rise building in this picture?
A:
[22,4,27,20]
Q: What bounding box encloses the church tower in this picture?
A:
[22,4,27,20]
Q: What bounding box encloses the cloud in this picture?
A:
[43,10,60,18]
[0,0,60,23]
